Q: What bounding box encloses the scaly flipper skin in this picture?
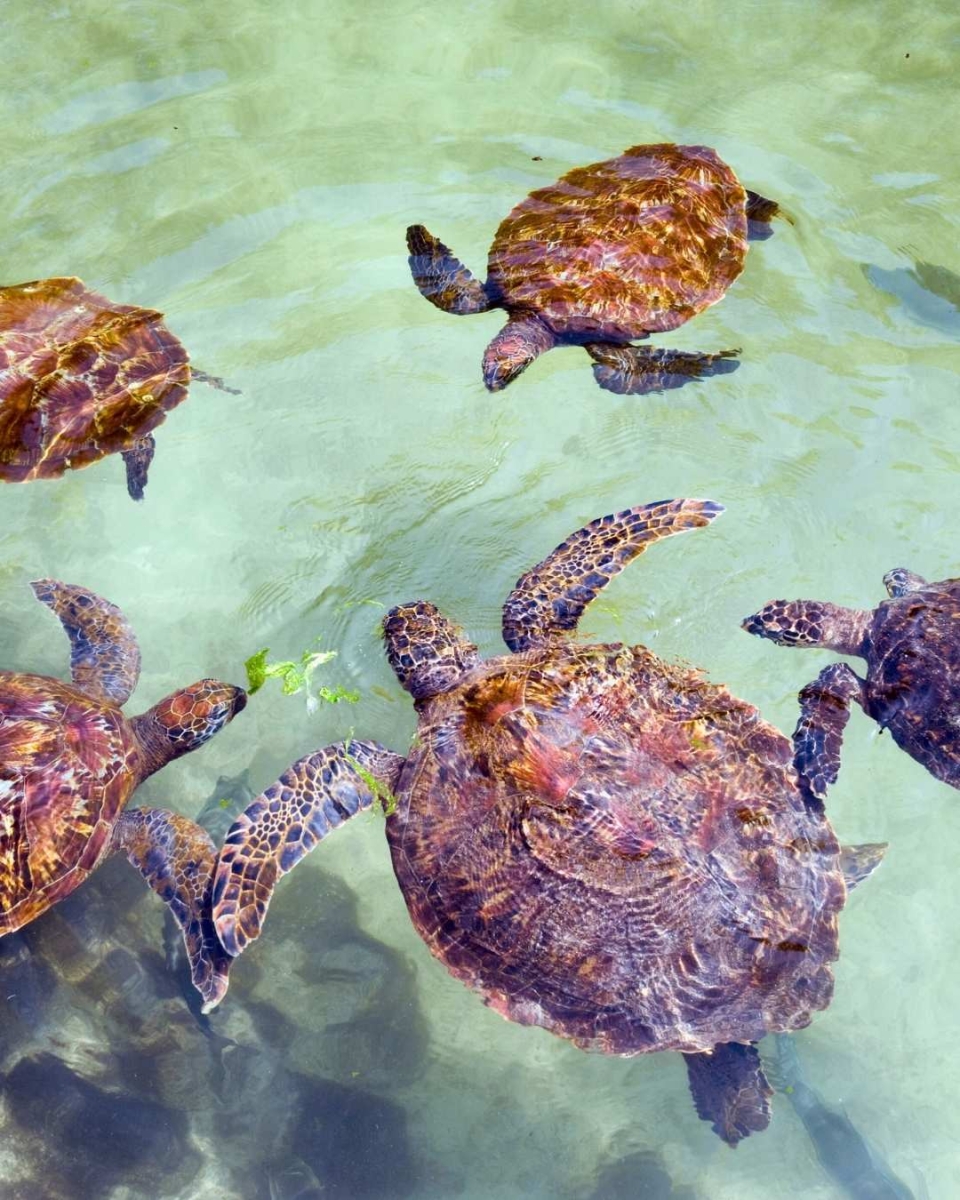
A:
[586,342,740,396]
[31,579,141,706]
[213,740,405,957]
[406,225,493,315]
[121,434,155,501]
[383,601,482,705]
[112,807,231,1013]
[793,663,867,801]
[501,498,724,653]
[683,1043,773,1145]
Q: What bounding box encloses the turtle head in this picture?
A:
[742,599,870,657]
[133,680,247,774]
[741,599,830,648]
[383,601,482,707]
[883,567,928,598]
[482,315,556,392]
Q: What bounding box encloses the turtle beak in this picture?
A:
[482,354,526,392]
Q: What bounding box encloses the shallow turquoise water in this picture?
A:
[1,0,959,1196]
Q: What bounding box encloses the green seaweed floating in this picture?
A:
[244,642,360,713]
[346,742,400,817]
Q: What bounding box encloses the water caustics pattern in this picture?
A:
[1,0,959,1197]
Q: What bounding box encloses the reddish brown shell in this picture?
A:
[0,277,189,483]
[486,143,749,342]
[867,578,960,785]
[387,643,846,1056]
[0,671,140,932]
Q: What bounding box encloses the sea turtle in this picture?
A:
[0,276,235,501]
[209,499,884,1144]
[0,579,254,1011]
[406,143,781,395]
[743,569,960,793]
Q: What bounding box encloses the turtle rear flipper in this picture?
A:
[31,579,141,706]
[212,740,405,958]
[745,189,782,241]
[683,1042,773,1145]
[406,225,493,315]
[586,342,740,395]
[189,367,241,395]
[121,434,155,501]
[840,842,887,890]
[113,807,232,1013]
[501,498,724,653]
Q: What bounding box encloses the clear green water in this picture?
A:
[1,0,959,1196]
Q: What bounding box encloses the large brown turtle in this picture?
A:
[0,579,256,1011]
[209,499,884,1144]
[406,143,781,395]
[0,276,234,501]
[743,568,960,794]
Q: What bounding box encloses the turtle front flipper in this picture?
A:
[120,434,155,501]
[406,225,493,315]
[112,807,232,1013]
[585,342,740,396]
[501,499,724,653]
[212,740,405,958]
[31,579,141,705]
[683,1042,773,1145]
[792,662,867,801]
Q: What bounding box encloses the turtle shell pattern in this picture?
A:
[387,642,845,1056]
[866,577,960,783]
[0,277,189,483]
[0,672,140,932]
[485,143,749,344]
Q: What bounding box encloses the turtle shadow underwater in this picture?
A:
[0,829,431,1199]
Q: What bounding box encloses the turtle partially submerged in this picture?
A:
[406,143,781,395]
[0,276,234,501]
[0,579,259,1010]
[210,500,884,1144]
[743,569,960,793]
